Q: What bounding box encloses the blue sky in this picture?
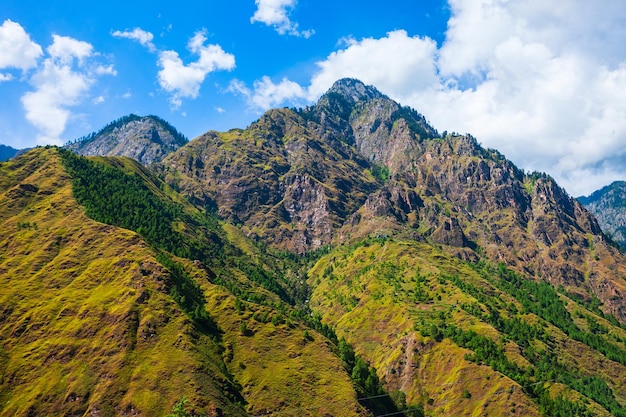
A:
[1,0,626,196]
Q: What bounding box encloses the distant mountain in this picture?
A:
[0,144,19,161]
[579,180,626,250]
[65,114,188,165]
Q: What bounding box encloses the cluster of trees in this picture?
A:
[156,253,217,332]
[59,148,225,262]
[420,322,594,417]
[493,263,626,366]
[443,261,626,416]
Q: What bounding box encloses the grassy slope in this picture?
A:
[0,148,367,416]
[308,239,626,416]
[0,148,238,416]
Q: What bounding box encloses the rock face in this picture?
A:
[65,114,187,165]
[579,181,626,251]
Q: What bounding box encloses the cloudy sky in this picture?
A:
[1,0,626,196]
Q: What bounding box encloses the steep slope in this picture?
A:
[154,77,626,415]
[159,78,626,323]
[156,79,438,253]
[579,181,626,251]
[0,148,370,417]
[341,133,626,322]
[156,108,381,253]
[65,114,188,165]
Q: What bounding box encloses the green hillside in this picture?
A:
[308,239,626,416]
[0,148,374,416]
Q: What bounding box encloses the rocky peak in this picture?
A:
[324,78,387,105]
[65,114,187,165]
[306,79,439,173]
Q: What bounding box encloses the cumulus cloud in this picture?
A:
[251,0,314,38]
[21,34,115,145]
[157,30,235,108]
[238,0,626,196]
[111,28,156,52]
[308,30,439,101]
[0,19,43,72]
[229,76,307,110]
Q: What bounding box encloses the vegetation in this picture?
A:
[6,77,626,417]
[58,148,223,261]
[308,240,626,417]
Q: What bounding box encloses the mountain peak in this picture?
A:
[65,114,188,165]
[325,78,387,104]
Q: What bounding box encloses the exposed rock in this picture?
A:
[65,114,187,165]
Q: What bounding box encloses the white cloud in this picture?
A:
[157,30,235,108]
[111,28,156,52]
[0,19,43,72]
[423,0,626,196]
[95,64,117,76]
[308,30,439,101]
[47,35,93,64]
[93,95,105,105]
[238,0,626,196]
[229,76,307,110]
[0,73,13,82]
[251,0,314,38]
[21,34,115,145]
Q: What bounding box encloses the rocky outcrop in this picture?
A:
[65,115,187,165]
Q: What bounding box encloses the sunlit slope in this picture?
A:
[0,147,245,416]
[0,147,368,416]
[309,239,626,416]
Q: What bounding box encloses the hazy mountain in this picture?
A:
[0,144,20,162]
[2,79,626,416]
[579,181,626,251]
[65,114,188,165]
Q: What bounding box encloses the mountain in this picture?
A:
[155,79,438,253]
[0,145,19,162]
[65,114,188,165]
[159,78,626,324]
[579,181,626,251]
[3,79,626,416]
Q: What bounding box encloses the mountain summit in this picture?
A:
[65,114,187,165]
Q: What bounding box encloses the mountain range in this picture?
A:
[1,78,626,416]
